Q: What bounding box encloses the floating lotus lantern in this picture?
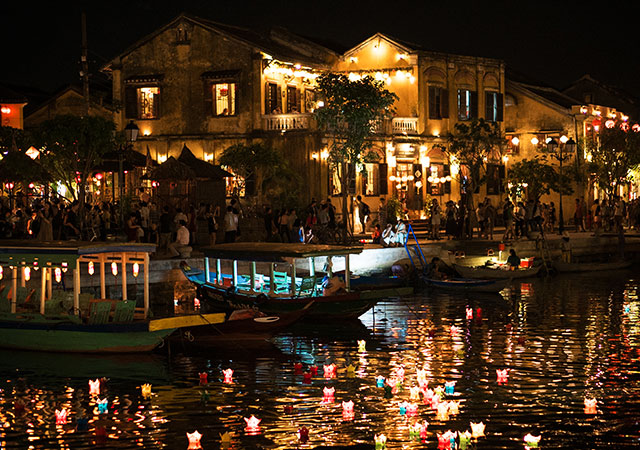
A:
[398,401,407,415]
[447,400,460,415]
[376,376,385,388]
[322,386,335,404]
[187,430,203,449]
[436,402,449,421]
[466,307,473,319]
[430,393,441,410]
[89,379,101,396]
[409,386,421,401]
[584,397,597,414]
[444,381,456,395]
[406,402,418,417]
[220,431,231,446]
[244,415,261,433]
[294,362,303,374]
[309,365,318,376]
[420,421,429,440]
[374,433,387,449]
[346,364,356,378]
[395,366,405,381]
[55,408,68,425]
[434,385,445,398]
[342,400,354,415]
[141,383,152,398]
[358,340,366,352]
[437,432,452,449]
[450,325,461,336]
[496,369,509,384]
[416,368,427,382]
[199,372,208,385]
[458,430,472,450]
[222,368,233,384]
[470,421,485,439]
[409,422,421,439]
[303,372,312,384]
[97,398,108,414]
[324,363,336,378]
[297,426,309,443]
[524,433,541,448]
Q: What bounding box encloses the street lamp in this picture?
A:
[119,121,139,228]
[547,136,576,234]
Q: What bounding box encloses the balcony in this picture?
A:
[392,117,418,135]
[263,114,311,131]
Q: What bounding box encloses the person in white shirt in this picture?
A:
[223,206,238,243]
[168,220,190,257]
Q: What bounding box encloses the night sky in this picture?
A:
[3,1,639,99]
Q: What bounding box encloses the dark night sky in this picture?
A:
[3,0,640,99]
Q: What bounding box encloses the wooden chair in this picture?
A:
[88,301,112,325]
[112,300,136,323]
[296,276,317,297]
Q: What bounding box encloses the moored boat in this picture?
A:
[453,263,541,280]
[0,241,225,353]
[422,276,510,293]
[180,242,402,319]
[553,260,632,273]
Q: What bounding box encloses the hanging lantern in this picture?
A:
[88,261,94,276]
[61,262,68,272]
[605,119,615,128]
[23,267,30,282]
[33,261,39,271]
[111,262,118,276]
[54,267,62,283]
[132,262,140,278]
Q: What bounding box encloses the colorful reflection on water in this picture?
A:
[1,270,639,449]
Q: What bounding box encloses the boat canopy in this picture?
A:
[203,243,363,262]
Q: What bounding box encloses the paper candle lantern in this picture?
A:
[450,325,461,336]
[298,426,309,443]
[244,415,261,432]
[358,340,366,352]
[409,422,421,439]
[111,262,118,276]
[294,362,303,374]
[342,400,354,415]
[458,431,472,450]
[89,379,101,396]
[141,383,152,398]
[437,432,452,449]
[444,381,455,395]
[395,366,405,381]
[310,365,318,376]
[406,402,418,417]
[448,400,460,415]
[223,368,233,384]
[524,433,541,448]
[584,397,597,414]
[220,432,231,445]
[54,267,62,283]
[496,369,509,384]
[199,372,208,385]
[374,434,387,449]
[347,364,356,378]
[88,261,94,275]
[324,363,336,378]
[97,398,108,414]
[398,401,407,415]
[470,422,485,439]
[376,376,385,388]
[187,431,202,449]
[416,368,427,382]
[23,267,31,281]
[430,393,441,410]
[434,385,445,398]
[466,307,473,319]
[55,408,68,425]
[409,386,421,401]
[436,402,449,421]
[419,421,429,440]
[322,386,335,404]
[303,372,312,384]
[132,262,139,278]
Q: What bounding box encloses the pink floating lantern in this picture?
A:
[374,433,387,449]
[342,400,354,415]
[496,369,509,384]
[222,368,233,384]
[584,397,597,414]
[406,402,418,417]
[448,400,460,415]
[187,430,203,449]
[466,307,473,319]
[436,402,449,421]
[450,325,461,336]
[294,362,303,375]
[244,415,261,433]
[303,372,312,384]
[309,365,318,376]
[322,386,335,404]
[324,363,336,378]
[199,372,208,385]
[298,426,309,443]
[89,379,101,396]
[420,421,429,440]
[437,432,452,449]
[55,408,68,425]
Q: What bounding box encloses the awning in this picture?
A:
[203,242,363,262]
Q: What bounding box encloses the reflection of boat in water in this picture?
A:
[0,349,169,382]
[422,276,510,293]
[453,263,541,279]
[553,260,632,273]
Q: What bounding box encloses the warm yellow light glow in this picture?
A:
[387,155,396,167]
[158,155,168,163]
[531,137,539,145]
[511,137,519,145]
[450,162,459,176]
[415,180,423,188]
[389,175,396,181]
[320,148,329,159]
[593,109,601,116]
[349,56,358,63]
[580,105,589,114]
[586,153,593,162]
[397,53,408,61]
[142,129,151,136]
[560,135,569,144]
[420,156,430,167]
[608,111,617,119]
[204,153,214,162]
[111,262,118,277]
[311,152,319,160]
[545,137,552,144]
[88,261,94,276]
[348,72,361,81]
[23,267,30,282]
[502,155,509,163]
[133,263,140,278]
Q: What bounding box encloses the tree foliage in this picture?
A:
[314,73,397,229]
[506,157,572,201]
[218,142,282,200]
[585,120,640,197]
[446,118,504,206]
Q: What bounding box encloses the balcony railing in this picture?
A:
[263,113,311,131]
[392,117,418,134]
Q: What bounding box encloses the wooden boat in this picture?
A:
[553,260,632,273]
[422,276,510,293]
[180,242,402,320]
[453,263,541,280]
[0,241,225,353]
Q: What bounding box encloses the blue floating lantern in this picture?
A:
[445,381,456,395]
[376,376,385,388]
[97,399,108,414]
[399,402,407,415]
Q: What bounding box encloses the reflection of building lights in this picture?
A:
[320,148,329,159]
[311,152,319,160]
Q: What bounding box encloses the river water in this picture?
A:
[1,269,639,449]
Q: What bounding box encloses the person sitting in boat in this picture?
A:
[381,223,396,247]
[321,275,346,296]
[506,249,521,270]
[426,257,448,280]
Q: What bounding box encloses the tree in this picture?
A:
[32,115,116,228]
[446,118,504,210]
[585,119,640,198]
[506,157,572,201]
[218,142,282,202]
[314,73,397,234]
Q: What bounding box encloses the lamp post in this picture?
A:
[547,136,576,234]
[119,120,139,228]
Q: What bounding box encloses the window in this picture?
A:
[305,89,316,113]
[213,83,236,116]
[486,164,505,194]
[428,86,449,119]
[125,86,161,119]
[426,164,451,195]
[265,82,282,114]
[330,164,355,196]
[286,86,301,113]
[485,91,503,122]
[457,89,477,121]
[505,134,520,155]
[363,163,381,196]
[222,166,246,198]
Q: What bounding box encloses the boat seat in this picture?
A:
[112,300,136,323]
[88,300,112,325]
[296,276,317,297]
[272,271,289,292]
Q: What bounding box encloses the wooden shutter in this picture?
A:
[470,91,478,119]
[124,86,138,119]
[485,92,493,121]
[379,163,388,195]
[204,81,213,116]
[440,89,449,118]
[264,82,270,114]
[496,93,504,122]
[277,85,282,112]
[428,86,437,119]
[152,88,161,118]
